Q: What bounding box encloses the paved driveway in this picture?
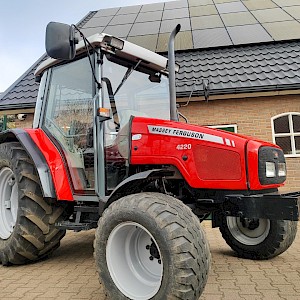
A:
[0,221,299,300]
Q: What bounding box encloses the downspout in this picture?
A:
[168,24,181,122]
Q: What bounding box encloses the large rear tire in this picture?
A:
[0,142,67,265]
[219,216,297,260]
[94,192,211,299]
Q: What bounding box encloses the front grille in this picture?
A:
[258,146,286,185]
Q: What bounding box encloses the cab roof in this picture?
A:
[35,33,169,77]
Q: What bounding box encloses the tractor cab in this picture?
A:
[34,23,172,196]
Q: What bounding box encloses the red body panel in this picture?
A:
[25,129,74,201]
[130,117,284,191]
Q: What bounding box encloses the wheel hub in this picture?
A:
[227,216,270,246]
[106,222,163,300]
[0,167,18,240]
[240,218,260,230]
[147,239,161,261]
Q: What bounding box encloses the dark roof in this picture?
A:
[176,40,300,97]
[0,58,43,110]
[1,0,300,110]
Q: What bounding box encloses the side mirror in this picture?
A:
[45,22,77,60]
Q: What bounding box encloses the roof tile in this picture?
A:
[176,41,300,97]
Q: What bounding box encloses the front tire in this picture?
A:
[220,216,297,259]
[94,192,211,299]
[0,142,67,265]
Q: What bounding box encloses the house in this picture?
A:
[1,0,300,191]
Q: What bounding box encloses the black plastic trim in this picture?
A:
[222,193,299,221]
[101,169,174,213]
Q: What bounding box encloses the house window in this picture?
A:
[209,124,237,133]
[272,113,300,157]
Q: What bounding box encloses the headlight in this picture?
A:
[278,163,286,177]
[266,162,276,177]
[258,146,286,185]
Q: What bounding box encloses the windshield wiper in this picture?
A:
[114,59,142,95]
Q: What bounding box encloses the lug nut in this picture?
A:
[158,259,161,264]
[146,245,150,250]
[149,256,154,261]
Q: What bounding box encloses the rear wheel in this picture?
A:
[220,216,297,259]
[94,192,211,299]
[0,142,67,265]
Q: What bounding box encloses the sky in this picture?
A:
[0,0,171,93]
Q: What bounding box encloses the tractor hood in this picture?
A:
[130,117,285,191]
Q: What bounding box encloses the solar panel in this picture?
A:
[81,27,105,38]
[243,0,277,11]
[189,5,218,17]
[127,35,159,51]
[252,8,293,23]
[93,7,119,18]
[263,21,300,40]
[129,21,161,36]
[191,15,224,30]
[192,27,232,48]
[221,12,258,26]
[284,6,300,19]
[109,14,137,26]
[272,0,300,7]
[104,24,132,38]
[227,24,273,44]
[117,5,141,15]
[157,31,193,52]
[140,2,164,12]
[83,16,113,28]
[162,7,190,20]
[188,0,213,6]
[164,0,188,10]
[160,18,191,33]
[216,2,248,14]
[135,11,163,23]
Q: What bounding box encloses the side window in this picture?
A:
[272,113,300,156]
[209,124,237,133]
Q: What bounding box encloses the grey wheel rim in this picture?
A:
[106,221,163,299]
[0,167,18,239]
[227,217,270,246]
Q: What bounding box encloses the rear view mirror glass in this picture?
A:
[45,22,77,60]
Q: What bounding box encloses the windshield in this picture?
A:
[102,54,170,132]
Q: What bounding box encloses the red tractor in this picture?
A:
[0,22,298,299]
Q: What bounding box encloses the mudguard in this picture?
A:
[0,129,56,198]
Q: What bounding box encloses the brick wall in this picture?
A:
[178,94,300,192]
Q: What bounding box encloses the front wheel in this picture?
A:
[94,192,211,299]
[220,216,297,260]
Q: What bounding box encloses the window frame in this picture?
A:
[271,112,300,158]
[208,124,238,133]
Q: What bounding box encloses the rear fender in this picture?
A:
[103,169,173,213]
[0,129,56,199]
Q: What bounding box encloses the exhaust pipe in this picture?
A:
[168,24,181,122]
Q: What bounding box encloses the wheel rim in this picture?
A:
[227,217,270,246]
[0,167,18,239]
[106,222,163,299]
